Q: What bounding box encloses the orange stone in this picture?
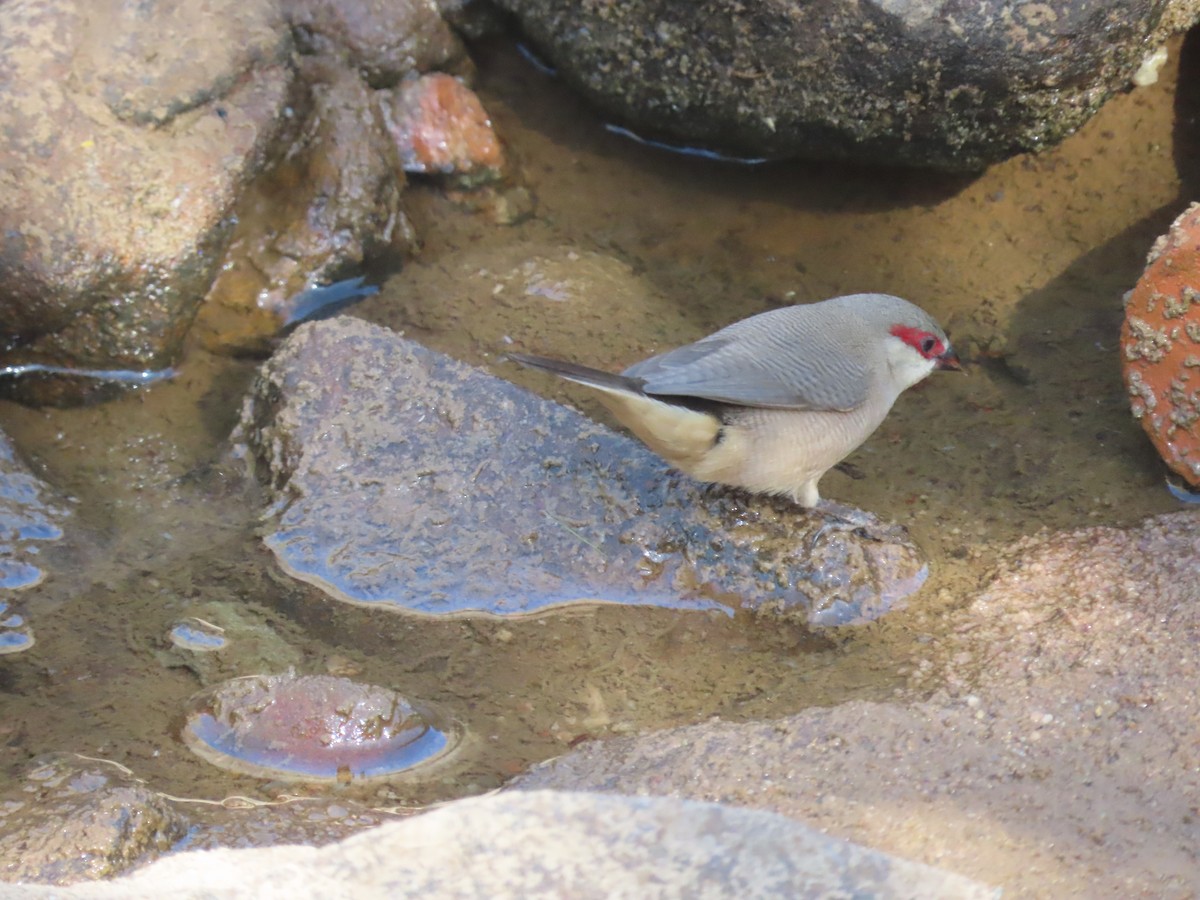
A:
[1120,203,1200,486]
[384,73,505,182]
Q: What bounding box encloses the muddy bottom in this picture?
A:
[0,33,1197,836]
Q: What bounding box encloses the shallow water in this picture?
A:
[0,33,1197,821]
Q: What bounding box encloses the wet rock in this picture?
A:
[12,791,995,899]
[0,431,70,653]
[236,317,927,626]
[156,601,303,685]
[181,673,461,784]
[168,619,230,653]
[159,793,389,853]
[436,0,509,40]
[0,600,35,656]
[0,755,395,887]
[284,0,468,86]
[446,181,536,226]
[1121,202,1200,486]
[0,0,294,404]
[514,512,1200,897]
[382,73,506,184]
[76,0,288,127]
[0,754,188,884]
[0,433,67,592]
[195,58,416,355]
[493,0,1199,171]
[380,72,533,224]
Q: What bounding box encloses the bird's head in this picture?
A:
[884,320,963,390]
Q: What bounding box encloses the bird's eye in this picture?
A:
[890,324,944,359]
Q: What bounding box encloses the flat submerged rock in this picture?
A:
[0,430,70,653]
[237,317,927,626]
[181,673,460,784]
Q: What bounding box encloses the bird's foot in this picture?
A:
[813,499,881,528]
[809,500,891,544]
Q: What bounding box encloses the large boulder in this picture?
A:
[2,791,994,898]
[514,512,1200,897]
[0,755,188,884]
[0,754,396,885]
[284,0,467,85]
[0,0,480,399]
[494,0,1200,170]
[0,0,294,402]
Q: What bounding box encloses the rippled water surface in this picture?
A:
[0,35,1197,817]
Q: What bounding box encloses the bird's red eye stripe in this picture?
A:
[890,324,944,359]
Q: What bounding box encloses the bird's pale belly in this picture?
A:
[596,389,890,508]
[708,406,888,505]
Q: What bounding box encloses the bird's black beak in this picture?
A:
[937,347,964,372]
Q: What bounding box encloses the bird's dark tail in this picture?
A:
[507,352,643,396]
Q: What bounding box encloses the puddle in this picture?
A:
[0,32,1195,818]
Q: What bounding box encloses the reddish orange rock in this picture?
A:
[1121,203,1200,486]
[382,73,505,185]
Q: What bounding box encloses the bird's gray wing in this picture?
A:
[623,331,870,411]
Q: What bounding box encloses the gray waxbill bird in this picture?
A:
[509,292,962,508]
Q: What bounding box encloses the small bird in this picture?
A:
[510,293,961,508]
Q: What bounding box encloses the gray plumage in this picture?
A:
[625,295,927,411]
[509,293,959,506]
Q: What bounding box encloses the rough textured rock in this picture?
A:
[1121,202,1200,486]
[2,791,995,898]
[378,72,533,223]
[155,601,303,684]
[381,73,506,184]
[495,0,1200,170]
[0,0,293,402]
[236,317,928,626]
[0,755,395,885]
[514,512,1200,898]
[194,57,416,355]
[284,0,467,85]
[0,755,189,884]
